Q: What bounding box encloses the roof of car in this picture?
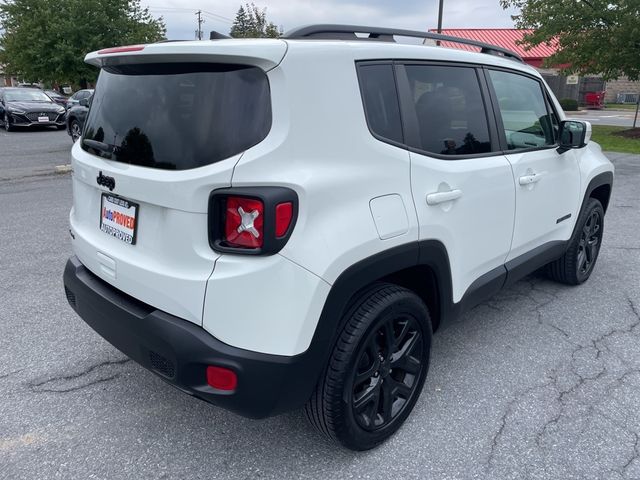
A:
[85,36,540,78]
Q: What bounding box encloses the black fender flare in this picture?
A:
[582,171,613,213]
[290,240,454,408]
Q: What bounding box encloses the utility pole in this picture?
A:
[437,0,444,33]
[436,0,444,46]
[195,10,204,40]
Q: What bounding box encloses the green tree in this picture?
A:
[230,3,280,38]
[0,0,166,86]
[229,5,250,38]
[500,0,640,81]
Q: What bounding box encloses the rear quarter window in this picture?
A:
[357,64,404,144]
[82,63,271,170]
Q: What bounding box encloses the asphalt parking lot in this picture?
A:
[1,130,639,479]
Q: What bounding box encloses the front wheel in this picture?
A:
[547,198,605,285]
[305,283,432,450]
[4,114,12,132]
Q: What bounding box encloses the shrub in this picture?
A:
[559,98,579,111]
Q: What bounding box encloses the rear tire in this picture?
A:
[305,283,432,451]
[547,198,604,285]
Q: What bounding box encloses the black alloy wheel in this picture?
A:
[305,283,432,450]
[352,314,424,431]
[547,197,605,285]
[577,208,602,277]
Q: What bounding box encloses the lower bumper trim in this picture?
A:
[62,256,323,418]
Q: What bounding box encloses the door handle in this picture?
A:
[518,172,545,186]
[426,189,463,206]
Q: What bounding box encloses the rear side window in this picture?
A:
[357,64,403,144]
[404,65,492,156]
[82,63,271,170]
[488,70,556,150]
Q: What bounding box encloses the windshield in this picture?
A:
[81,63,272,170]
[5,89,53,102]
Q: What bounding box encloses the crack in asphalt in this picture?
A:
[621,430,640,475]
[0,368,25,380]
[33,374,122,394]
[485,289,640,476]
[487,379,554,468]
[29,358,131,394]
[486,277,575,341]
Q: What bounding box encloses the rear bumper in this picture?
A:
[63,256,322,418]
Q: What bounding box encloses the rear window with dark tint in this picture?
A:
[82,63,271,170]
[357,64,403,144]
[404,65,493,156]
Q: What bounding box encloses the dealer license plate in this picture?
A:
[38,116,49,123]
[100,194,138,245]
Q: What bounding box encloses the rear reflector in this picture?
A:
[98,45,146,55]
[275,202,293,237]
[206,366,237,391]
[224,196,264,248]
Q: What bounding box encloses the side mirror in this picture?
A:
[79,98,89,107]
[557,120,591,154]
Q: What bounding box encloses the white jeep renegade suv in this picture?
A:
[63,25,614,450]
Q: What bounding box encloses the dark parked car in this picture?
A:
[0,87,67,131]
[66,89,94,110]
[66,96,91,142]
[45,89,69,107]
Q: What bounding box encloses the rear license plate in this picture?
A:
[37,116,49,123]
[100,194,138,245]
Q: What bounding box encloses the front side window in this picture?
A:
[404,65,493,156]
[488,70,556,150]
[82,63,271,170]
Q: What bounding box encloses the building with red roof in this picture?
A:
[429,29,557,68]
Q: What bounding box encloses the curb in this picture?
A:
[55,164,73,174]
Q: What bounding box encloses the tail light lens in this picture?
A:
[208,187,298,255]
[224,196,264,248]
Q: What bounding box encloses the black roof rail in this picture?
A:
[284,24,524,63]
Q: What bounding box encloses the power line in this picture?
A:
[146,6,233,24]
[200,9,233,22]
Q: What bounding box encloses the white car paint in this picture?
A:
[69,37,614,356]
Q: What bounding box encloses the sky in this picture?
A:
[142,0,520,40]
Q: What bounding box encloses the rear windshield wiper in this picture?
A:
[82,139,115,158]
